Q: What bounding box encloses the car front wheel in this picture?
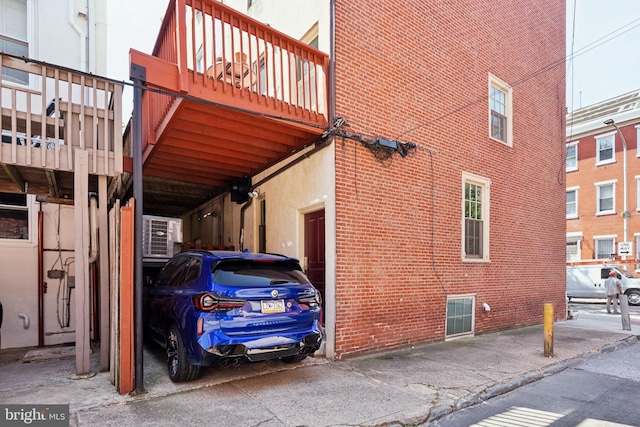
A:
[166,325,200,382]
[626,290,640,306]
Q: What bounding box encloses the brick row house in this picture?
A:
[1,0,566,393]
[566,90,640,264]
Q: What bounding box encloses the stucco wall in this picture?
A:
[0,0,106,349]
[0,200,77,349]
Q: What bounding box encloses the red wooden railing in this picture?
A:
[141,0,329,153]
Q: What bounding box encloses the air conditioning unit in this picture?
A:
[142,215,183,260]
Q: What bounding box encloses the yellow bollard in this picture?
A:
[544,303,554,357]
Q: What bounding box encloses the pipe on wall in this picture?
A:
[89,195,98,263]
[68,1,87,72]
[18,313,30,329]
[38,206,44,347]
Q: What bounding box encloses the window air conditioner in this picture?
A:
[143,215,183,259]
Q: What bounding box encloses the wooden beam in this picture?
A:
[74,149,91,375]
[129,49,181,92]
[143,166,230,187]
[45,170,60,198]
[1,164,25,192]
[119,199,134,394]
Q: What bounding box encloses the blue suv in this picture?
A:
[144,250,323,382]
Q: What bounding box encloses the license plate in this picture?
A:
[261,299,285,313]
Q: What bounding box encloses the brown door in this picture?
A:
[304,210,325,313]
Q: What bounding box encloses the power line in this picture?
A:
[396,16,640,139]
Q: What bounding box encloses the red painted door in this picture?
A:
[304,210,325,317]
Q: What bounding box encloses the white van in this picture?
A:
[566,264,640,305]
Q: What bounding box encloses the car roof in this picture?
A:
[176,250,300,263]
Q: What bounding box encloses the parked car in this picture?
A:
[144,250,323,382]
[566,264,640,305]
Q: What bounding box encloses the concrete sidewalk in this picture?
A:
[0,309,638,427]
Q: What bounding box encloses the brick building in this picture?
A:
[155,0,567,359]
[566,90,640,264]
[329,1,566,356]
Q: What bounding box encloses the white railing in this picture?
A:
[1,53,123,176]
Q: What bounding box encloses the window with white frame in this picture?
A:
[566,142,578,171]
[566,187,578,218]
[595,181,616,215]
[594,237,615,260]
[637,176,640,211]
[566,232,582,262]
[0,192,29,240]
[635,234,640,271]
[297,26,318,111]
[566,241,579,261]
[1,0,28,85]
[462,172,490,261]
[446,295,475,337]
[489,74,512,146]
[596,133,615,165]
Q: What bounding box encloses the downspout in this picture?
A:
[239,197,253,251]
[86,0,94,72]
[329,0,336,126]
[38,204,44,347]
[89,195,99,340]
[68,1,87,71]
[89,195,98,263]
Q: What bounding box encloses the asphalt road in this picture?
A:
[428,301,640,427]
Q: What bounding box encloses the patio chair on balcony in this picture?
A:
[206,52,253,89]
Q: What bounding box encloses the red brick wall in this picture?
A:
[567,122,640,259]
[333,0,567,358]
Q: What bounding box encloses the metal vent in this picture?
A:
[143,216,183,259]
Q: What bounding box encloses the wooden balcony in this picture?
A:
[130,0,329,212]
[0,53,123,198]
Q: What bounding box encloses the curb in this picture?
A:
[425,335,639,424]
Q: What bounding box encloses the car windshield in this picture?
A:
[211,260,310,287]
[618,269,637,279]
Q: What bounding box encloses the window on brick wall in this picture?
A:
[635,234,640,271]
[566,187,578,219]
[567,232,582,262]
[489,74,512,146]
[596,133,615,165]
[595,181,616,215]
[566,142,578,171]
[463,172,490,261]
[1,0,28,85]
[0,192,29,240]
[446,295,474,338]
[566,241,579,262]
[594,237,615,260]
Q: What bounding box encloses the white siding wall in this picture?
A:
[0,0,106,349]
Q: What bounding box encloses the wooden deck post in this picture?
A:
[119,199,135,394]
[99,176,110,372]
[74,149,91,375]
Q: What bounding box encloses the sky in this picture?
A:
[106,1,640,117]
[566,0,640,111]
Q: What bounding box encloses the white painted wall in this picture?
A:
[0,196,38,349]
[0,201,78,348]
[224,0,329,52]
[0,0,106,349]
